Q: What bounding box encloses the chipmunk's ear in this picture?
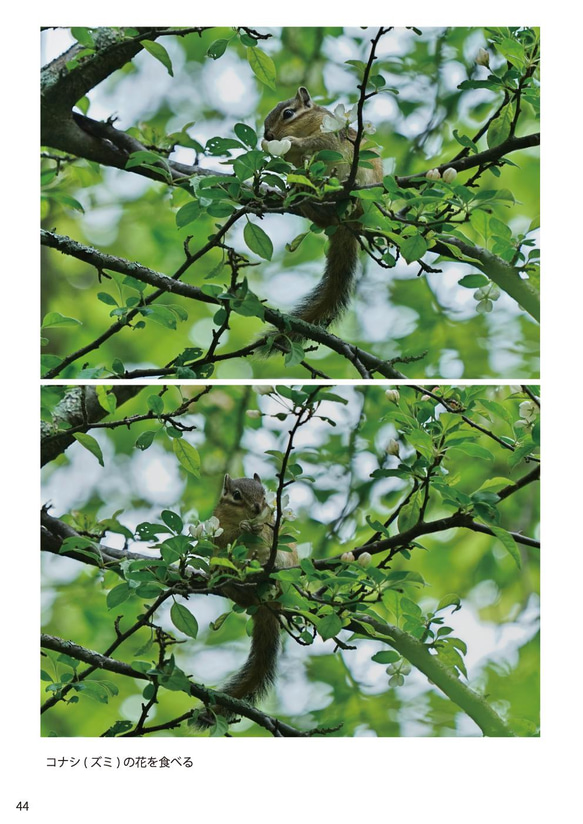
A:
[253,473,262,485]
[222,474,232,494]
[296,86,311,107]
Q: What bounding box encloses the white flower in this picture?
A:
[476,48,490,68]
[341,551,355,563]
[190,516,224,540]
[246,409,261,419]
[363,121,376,135]
[518,400,538,423]
[254,385,275,395]
[474,282,501,306]
[358,552,372,568]
[442,167,458,184]
[189,523,204,539]
[320,103,357,133]
[282,507,296,522]
[205,516,223,537]
[476,299,493,314]
[385,389,400,403]
[386,438,401,457]
[426,168,441,181]
[261,138,292,157]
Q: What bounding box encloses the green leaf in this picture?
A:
[173,438,201,476]
[147,394,164,415]
[97,292,118,307]
[234,123,257,148]
[141,39,174,76]
[317,612,342,641]
[233,150,265,181]
[73,433,104,466]
[170,602,199,638]
[96,386,117,414]
[207,39,229,59]
[161,509,183,533]
[41,312,82,329]
[106,583,131,609]
[487,103,515,149]
[371,650,401,664]
[490,525,521,568]
[400,233,429,264]
[246,46,276,89]
[176,200,201,228]
[398,496,421,532]
[71,27,95,48]
[244,221,273,260]
[458,274,489,289]
[135,430,157,451]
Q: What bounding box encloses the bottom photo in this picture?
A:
[40,384,540,738]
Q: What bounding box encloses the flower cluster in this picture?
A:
[189,516,223,540]
[515,399,539,429]
[265,491,296,522]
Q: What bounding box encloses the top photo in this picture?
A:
[41,26,540,381]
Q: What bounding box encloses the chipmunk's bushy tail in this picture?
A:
[257,226,359,355]
[222,606,280,704]
[194,606,280,729]
[292,225,359,328]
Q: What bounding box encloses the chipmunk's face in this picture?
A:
[219,474,268,519]
[264,86,313,140]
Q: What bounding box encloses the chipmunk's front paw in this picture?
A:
[239,519,262,535]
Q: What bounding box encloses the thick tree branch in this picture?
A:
[41,230,408,379]
[347,614,516,737]
[432,238,540,322]
[41,385,143,466]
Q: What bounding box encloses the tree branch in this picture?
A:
[41,633,321,737]
[41,229,408,379]
[41,385,143,466]
[347,614,516,737]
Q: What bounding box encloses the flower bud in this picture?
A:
[384,389,400,403]
[246,409,261,419]
[442,167,458,184]
[358,552,372,568]
[476,48,490,67]
[426,168,441,181]
[341,551,355,563]
[386,438,400,457]
[189,523,204,539]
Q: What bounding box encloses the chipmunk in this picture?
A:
[262,86,383,335]
[197,474,297,726]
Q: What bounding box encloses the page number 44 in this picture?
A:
[16,802,29,811]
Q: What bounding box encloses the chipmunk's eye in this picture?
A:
[282,108,295,120]
[232,490,242,501]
